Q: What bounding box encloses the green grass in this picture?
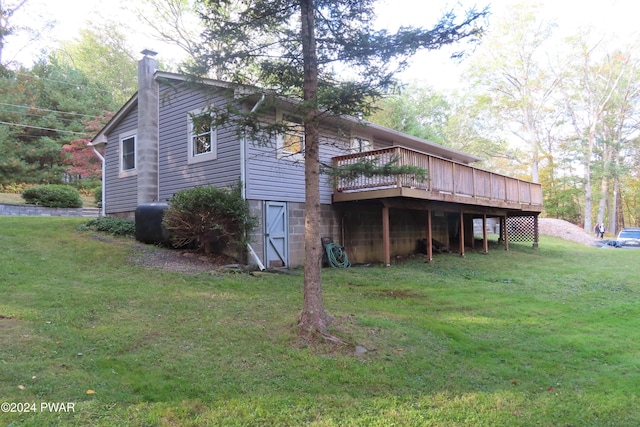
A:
[1,217,639,426]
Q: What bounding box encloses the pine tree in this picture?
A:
[192,0,488,335]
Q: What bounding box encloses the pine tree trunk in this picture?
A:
[298,0,328,334]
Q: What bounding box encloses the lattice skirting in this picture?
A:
[503,216,539,243]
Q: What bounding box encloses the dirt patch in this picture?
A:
[0,316,27,346]
[375,289,424,299]
[538,218,599,247]
[129,241,242,274]
[88,233,241,274]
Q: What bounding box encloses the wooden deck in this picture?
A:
[332,146,543,214]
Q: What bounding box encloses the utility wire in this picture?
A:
[32,76,116,94]
[0,108,82,124]
[0,121,89,135]
[0,102,100,119]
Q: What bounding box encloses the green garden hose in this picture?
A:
[326,242,350,268]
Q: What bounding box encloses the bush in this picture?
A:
[21,184,83,208]
[79,216,135,236]
[0,183,29,194]
[163,183,258,255]
[72,178,102,193]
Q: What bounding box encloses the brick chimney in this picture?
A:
[137,49,159,204]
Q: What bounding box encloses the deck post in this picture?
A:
[482,214,489,254]
[503,215,510,251]
[470,214,475,251]
[382,204,390,267]
[459,210,465,257]
[533,215,539,249]
[426,209,433,263]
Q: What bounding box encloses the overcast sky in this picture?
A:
[5,0,639,90]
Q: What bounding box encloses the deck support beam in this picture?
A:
[459,210,465,257]
[426,209,433,263]
[503,215,510,251]
[482,214,489,254]
[382,204,390,267]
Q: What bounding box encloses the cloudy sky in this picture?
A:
[5,0,638,90]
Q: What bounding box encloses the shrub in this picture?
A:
[163,183,258,255]
[21,184,83,208]
[0,183,29,194]
[79,216,135,236]
[72,178,102,192]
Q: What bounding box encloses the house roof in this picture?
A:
[341,117,481,164]
[90,71,482,164]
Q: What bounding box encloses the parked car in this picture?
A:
[616,227,640,247]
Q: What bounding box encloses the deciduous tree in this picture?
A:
[466,3,562,184]
[368,83,450,144]
[130,0,202,68]
[55,23,138,106]
[561,32,639,232]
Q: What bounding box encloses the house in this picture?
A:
[91,51,543,268]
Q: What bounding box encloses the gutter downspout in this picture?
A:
[244,94,266,270]
[89,142,106,217]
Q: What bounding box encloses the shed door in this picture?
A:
[265,201,288,268]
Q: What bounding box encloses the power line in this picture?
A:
[33,76,117,95]
[0,121,88,135]
[0,108,82,124]
[0,102,100,119]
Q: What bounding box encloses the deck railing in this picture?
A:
[332,146,543,206]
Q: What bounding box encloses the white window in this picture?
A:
[119,130,137,177]
[277,112,304,161]
[188,107,217,164]
[351,136,372,153]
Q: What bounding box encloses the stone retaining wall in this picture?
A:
[0,203,99,218]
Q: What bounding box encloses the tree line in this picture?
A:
[372,4,640,233]
[0,0,137,188]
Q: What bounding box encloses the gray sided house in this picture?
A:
[91,52,543,268]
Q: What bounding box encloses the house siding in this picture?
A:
[157,82,242,201]
[104,108,138,217]
[103,81,244,217]
[245,120,350,205]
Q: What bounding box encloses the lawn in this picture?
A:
[1,217,638,426]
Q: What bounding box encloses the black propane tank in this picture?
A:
[135,202,171,245]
